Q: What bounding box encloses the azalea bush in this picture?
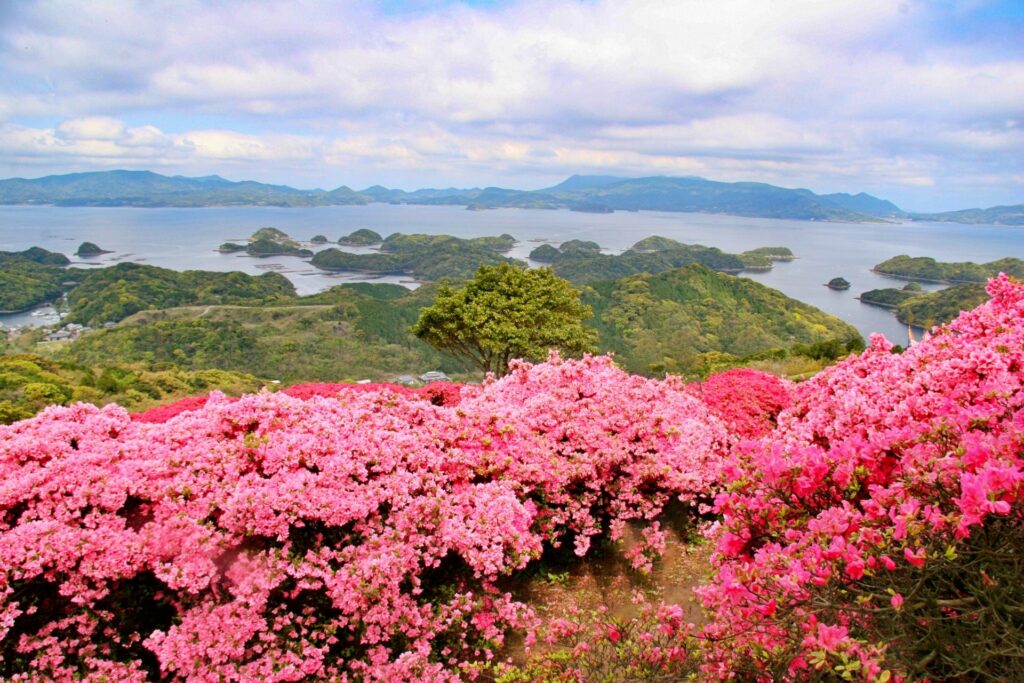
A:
[692,367,794,439]
[131,381,464,424]
[0,354,726,681]
[700,274,1024,680]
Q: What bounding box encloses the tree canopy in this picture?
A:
[411,263,596,376]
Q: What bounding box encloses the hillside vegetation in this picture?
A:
[896,283,989,328]
[584,264,861,376]
[62,285,461,384]
[53,267,859,384]
[0,248,81,312]
[65,262,297,325]
[0,353,260,424]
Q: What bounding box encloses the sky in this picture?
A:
[0,0,1021,211]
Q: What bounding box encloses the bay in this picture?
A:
[1,204,1020,343]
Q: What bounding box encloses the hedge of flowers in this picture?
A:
[5,276,1020,681]
[700,274,1024,680]
[131,382,463,424]
[0,354,729,681]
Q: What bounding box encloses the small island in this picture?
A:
[76,241,111,257]
[859,282,988,329]
[858,283,924,309]
[223,228,314,258]
[338,229,383,246]
[312,232,518,281]
[310,235,330,245]
[530,239,602,262]
[826,277,851,290]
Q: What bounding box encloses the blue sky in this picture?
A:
[0,0,1021,211]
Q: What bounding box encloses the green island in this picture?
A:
[859,282,989,328]
[858,282,923,308]
[75,241,111,257]
[529,239,602,261]
[545,236,792,284]
[826,277,851,290]
[323,233,795,285]
[240,227,313,257]
[338,228,383,245]
[873,254,1024,284]
[312,232,519,281]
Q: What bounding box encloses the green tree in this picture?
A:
[411,263,596,376]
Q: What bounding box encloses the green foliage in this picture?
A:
[552,244,751,285]
[737,253,773,270]
[873,254,1024,283]
[310,235,329,244]
[556,239,602,258]
[412,263,596,376]
[0,249,80,312]
[582,264,861,377]
[18,247,72,266]
[0,353,261,424]
[528,244,561,262]
[529,240,601,262]
[309,250,404,273]
[338,228,383,245]
[743,246,795,259]
[312,233,521,281]
[217,242,246,252]
[896,284,989,328]
[627,235,684,252]
[250,227,290,241]
[826,277,851,290]
[65,296,460,384]
[625,238,792,272]
[859,287,916,309]
[242,228,312,257]
[861,283,989,328]
[244,238,311,257]
[65,262,297,325]
[75,241,107,256]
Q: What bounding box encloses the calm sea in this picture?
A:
[1,204,1021,343]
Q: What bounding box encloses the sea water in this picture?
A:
[1,204,1020,343]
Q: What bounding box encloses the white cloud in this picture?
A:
[0,0,1020,208]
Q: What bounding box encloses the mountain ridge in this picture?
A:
[0,169,1018,224]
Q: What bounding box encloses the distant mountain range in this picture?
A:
[0,170,1019,224]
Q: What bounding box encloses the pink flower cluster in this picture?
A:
[132,382,463,424]
[699,274,1024,679]
[0,354,726,681]
[691,368,794,439]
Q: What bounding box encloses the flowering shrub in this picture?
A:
[700,274,1024,680]
[0,354,725,681]
[692,368,794,439]
[130,394,228,423]
[132,381,464,424]
[280,380,465,406]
